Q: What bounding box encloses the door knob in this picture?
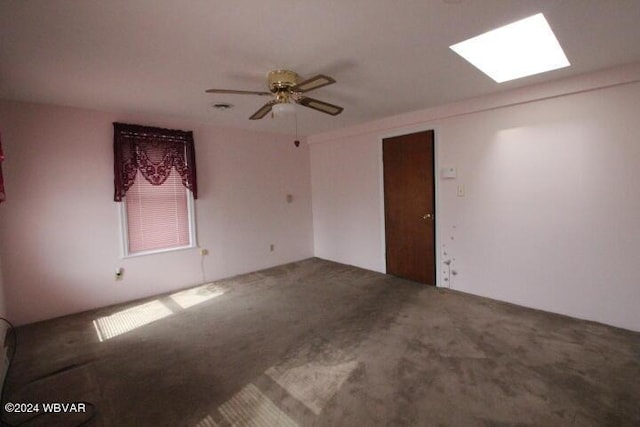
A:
[423,213,434,220]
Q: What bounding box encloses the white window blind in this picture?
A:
[125,169,191,255]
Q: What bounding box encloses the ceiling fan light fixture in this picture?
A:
[272,102,296,117]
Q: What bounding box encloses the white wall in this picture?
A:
[0,100,313,325]
[311,135,385,272]
[309,64,640,332]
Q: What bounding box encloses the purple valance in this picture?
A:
[113,122,197,201]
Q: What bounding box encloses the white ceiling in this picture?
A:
[2,0,640,136]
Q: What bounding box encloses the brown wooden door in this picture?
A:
[383,130,435,285]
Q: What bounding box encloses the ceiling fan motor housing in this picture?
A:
[268,70,299,93]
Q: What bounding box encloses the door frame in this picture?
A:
[378,125,442,287]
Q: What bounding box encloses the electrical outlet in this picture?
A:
[200,248,209,256]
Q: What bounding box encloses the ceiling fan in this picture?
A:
[206,69,344,120]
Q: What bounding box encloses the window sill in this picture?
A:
[122,244,198,259]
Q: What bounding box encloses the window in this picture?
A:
[113,123,198,257]
[122,169,195,255]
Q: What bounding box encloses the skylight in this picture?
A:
[450,13,570,83]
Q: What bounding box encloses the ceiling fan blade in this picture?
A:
[292,74,336,93]
[249,100,277,120]
[205,88,272,96]
[297,97,344,116]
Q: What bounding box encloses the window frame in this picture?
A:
[118,184,198,258]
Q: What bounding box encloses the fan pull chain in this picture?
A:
[294,109,300,147]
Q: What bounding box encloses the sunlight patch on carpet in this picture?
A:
[216,383,298,427]
[93,300,173,342]
[195,414,219,427]
[266,360,358,415]
[169,284,225,309]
